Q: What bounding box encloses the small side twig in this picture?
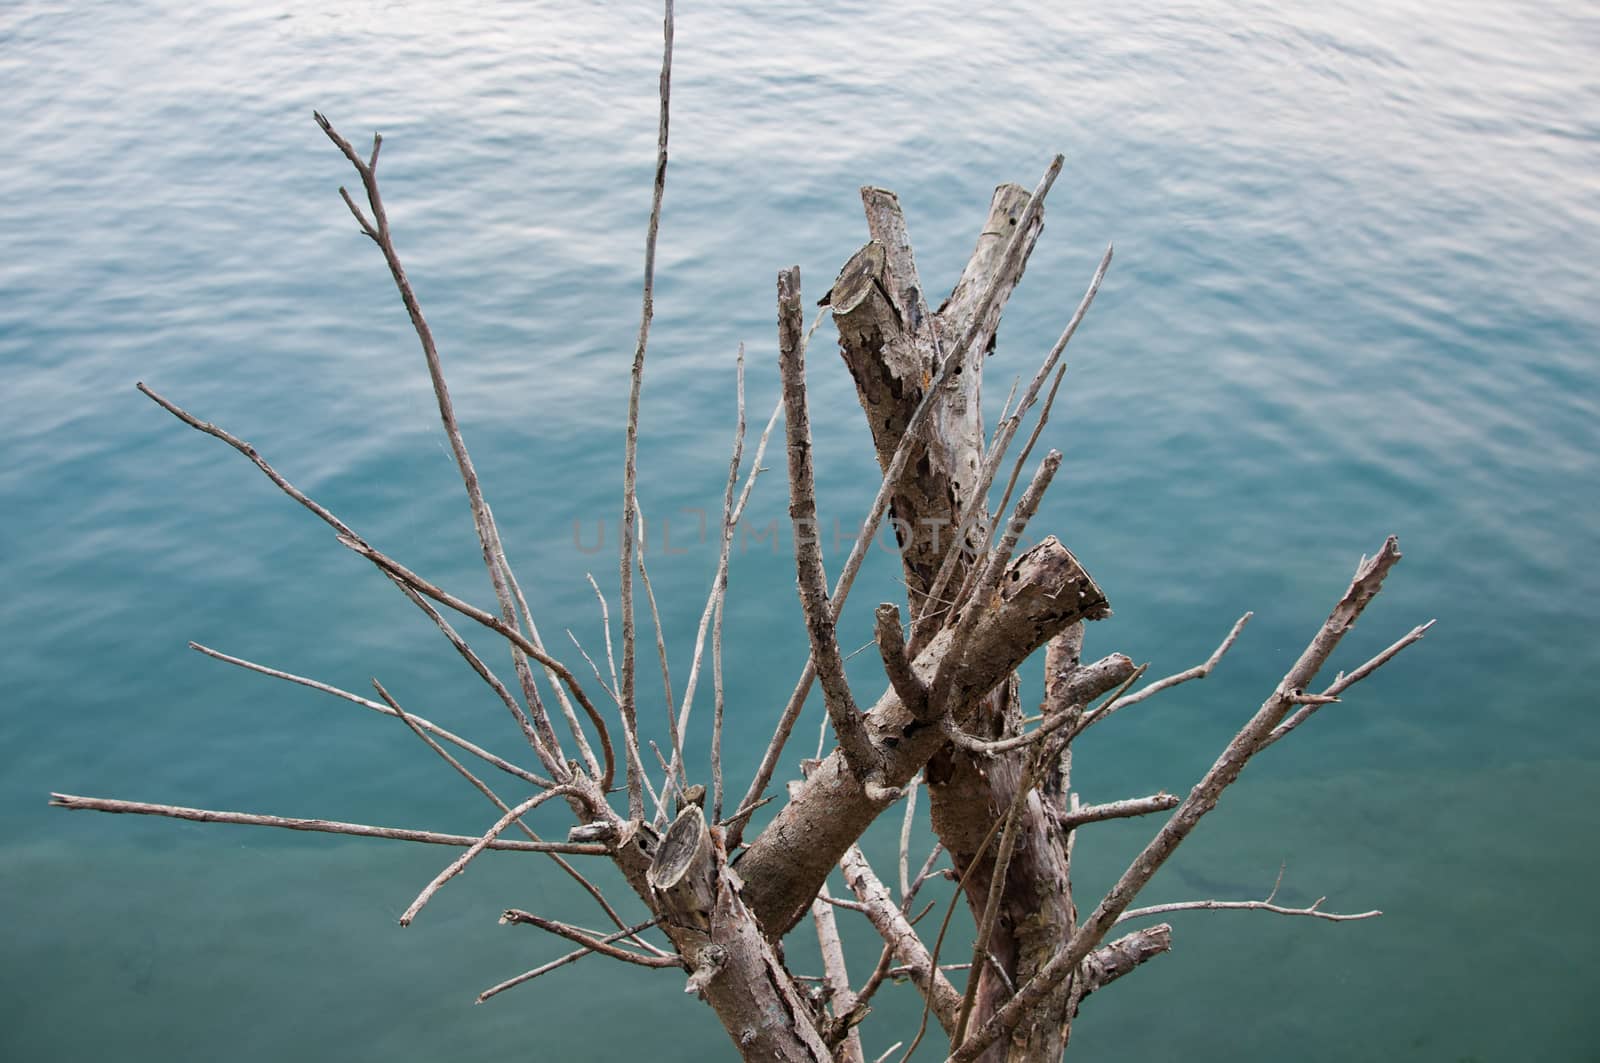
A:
[476,915,667,1004]
[615,0,676,823]
[47,794,604,854]
[500,910,685,969]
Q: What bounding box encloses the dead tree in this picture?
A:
[49,4,1433,1060]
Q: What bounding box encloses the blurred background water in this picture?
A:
[3,0,1597,1059]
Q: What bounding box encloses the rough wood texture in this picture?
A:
[738,537,1107,938]
[632,804,832,1060]
[780,265,877,779]
[827,183,1041,624]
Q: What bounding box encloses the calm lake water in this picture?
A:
[4,1,1597,1059]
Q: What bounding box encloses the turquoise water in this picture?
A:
[4,0,1597,1059]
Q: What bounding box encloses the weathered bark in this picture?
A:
[636,804,833,1061]
[738,537,1108,938]
[827,184,1039,621]
[822,180,1104,1061]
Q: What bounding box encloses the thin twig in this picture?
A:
[584,574,622,701]
[634,500,682,804]
[48,794,603,854]
[1262,619,1437,749]
[390,581,560,779]
[711,345,747,824]
[1116,897,1381,924]
[136,382,609,788]
[476,916,667,1004]
[506,557,602,781]
[917,244,1113,640]
[778,265,875,776]
[187,642,550,789]
[1078,611,1253,729]
[616,0,676,823]
[898,813,1009,1063]
[315,111,565,773]
[948,664,1147,757]
[400,787,578,926]
[568,629,622,706]
[334,533,615,790]
[367,677,650,952]
[500,909,685,968]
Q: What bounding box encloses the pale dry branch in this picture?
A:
[334,534,615,790]
[507,558,603,781]
[929,449,1063,717]
[899,772,920,903]
[952,536,1412,1061]
[710,345,747,824]
[813,885,867,1061]
[918,243,1114,635]
[778,264,876,777]
[400,786,580,926]
[584,572,622,699]
[187,642,550,789]
[136,382,605,787]
[315,110,565,775]
[1262,619,1437,749]
[390,581,561,779]
[838,843,962,1036]
[1060,793,1181,829]
[500,909,686,969]
[1116,897,1380,924]
[476,915,667,1004]
[368,677,645,949]
[616,0,676,823]
[568,629,622,706]
[1079,612,1253,730]
[48,794,604,854]
[634,500,682,800]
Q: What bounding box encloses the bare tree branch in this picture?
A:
[500,909,685,969]
[732,157,1067,845]
[400,786,581,926]
[1262,619,1437,749]
[917,244,1114,637]
[951,536,1412,1061]
[476,915,667,1004]
[314,111,566,775]
[876,604,928,720]
[333,533,615,789]
[839,844,962,1036]
[616,0,676,823]
[710,345,747,825]
[813,884,867,1061]
[1060,793,1181,829]
[187,642,550,789]
[1078,611,1253,730]
[48,794,604,854]
[779,264,876,778]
